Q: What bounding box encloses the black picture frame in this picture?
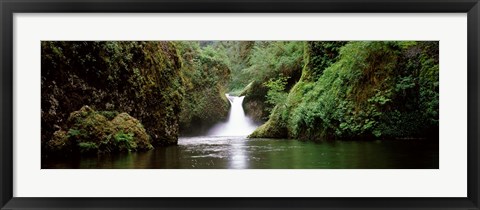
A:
[1,0,479,209]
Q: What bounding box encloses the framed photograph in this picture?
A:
[1,0,479,209]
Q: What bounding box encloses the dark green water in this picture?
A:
[42,136,438,169]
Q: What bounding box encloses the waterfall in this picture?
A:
[208,94,258,136]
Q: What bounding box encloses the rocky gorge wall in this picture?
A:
[42,41,184,155]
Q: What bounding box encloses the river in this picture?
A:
[42,95,438,169]
[42,136,438,169]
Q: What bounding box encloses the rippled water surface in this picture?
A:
[42,136,438,169]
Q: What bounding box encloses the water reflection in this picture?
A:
[229,137,248,169]
[42,137,439,169]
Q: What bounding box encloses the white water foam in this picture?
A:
[208,94,258,136]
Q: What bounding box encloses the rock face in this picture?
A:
[240,82,269,123]
[41,41,183,153]
[47,106,153,154]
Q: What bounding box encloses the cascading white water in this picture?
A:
[208,94,258,136]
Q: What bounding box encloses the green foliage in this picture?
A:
[302,41,347,81]
[244,41,304,85]
[113,131,136,152]
[177,42,231,135]
[219,41,255,91]
[264,76,289,109]
[288,42,403,139]
[78,142,98,154]
[219,41,305,122]
[251,41,439,141]
[217,41,304,94]
[67,129,84,139]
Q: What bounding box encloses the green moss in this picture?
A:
[251,41,438,140]
[241,81,270,123]
[248,106,287,138]
[97,111,119,120]
[248,119,286,138]
[41,41,184,149]
[113,131,136,152]
[47,105,153,154]
[46,130,71,153]
[111,113,152,151]
[177,42,231,135]
[238,81,254,96]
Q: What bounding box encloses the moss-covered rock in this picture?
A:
[66,105,113,144]
[240,81,269,123]
[111,113,153,151]
[47,130,71,153]
[47,106,153,155]
[248,112,288,138]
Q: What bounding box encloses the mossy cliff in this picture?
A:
[176,42,231,135]
[41,41,184,151]
[250,41,439,140]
